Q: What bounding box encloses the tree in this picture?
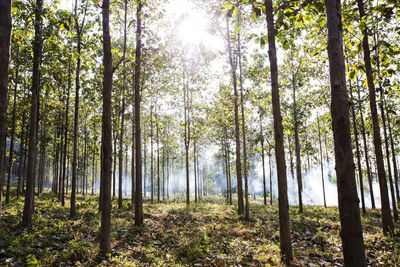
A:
[23,0,43,227]
[324,0,366,265]
[226,12,244,215]
[356,0,394,235]
[264,0,292,263]
[70,0,88,218]
[99,0,113,255]
[134,0,144,226]
[0,0,12,218]
[118,0,128,210]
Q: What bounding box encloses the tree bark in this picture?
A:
[259,112,267,205]
[0,0,11,217]
[134,0,143,226]
[99,0,113,255]
[356,80,375,209]
[292,73,303,212]
[118,0,128,210]
[5,51,19,204]
[325,0,366,265]
[264,0,292,262]
[236,2,249,219]
[226,14,244,214]
[356,0,394,235]
[22,0,42,227]
[317,115,326,208]
[387,105,400,205]
[71,0,86,217]
[348,78,366,214]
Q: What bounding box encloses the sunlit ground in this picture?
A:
[1,189,399,266]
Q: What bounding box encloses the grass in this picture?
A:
[0,190,399,266]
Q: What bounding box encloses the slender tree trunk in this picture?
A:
[61,58,71,206]
[112,129,117,197]
[0,0,11,217]
[325,1,366,264]
[227,145,232,205]
[292,73,303,212]
[5,54,19,203]
[156,118,160,202]
[226,14,244,214]
[287,134,295,180]
[37,125,46,197]
[134,0,143,226]
[22,0,42,227]
[143,126,147,199]
[317,115,327,208]
[117,0,127,209]
[71,0,85,217]
[92,145,95,196]
[236,2,249,219]
[259,112,267,205]
[348,78,366,214]
[162,146,165,201]
[265,0,292,262]
[194,140,197,203]
[356,0,394,235]
[268,148,272,205]
[380,95,398,220]
[131,105,135,206]
[99,0,113,255]
[357,80,375,209]
[17,112,26,198]
[150,107,154,204]
[387,106,400,205]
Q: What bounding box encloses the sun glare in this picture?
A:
[178,13,208,46]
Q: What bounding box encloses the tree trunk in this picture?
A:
[61,57,71,206]
[287,134,295,180]
[292,73,303,212]
[17,111,26,199]
[150,106,154,204]
[356,0,394,235]
[357,79,375,209]
[131,103,135,206]
[71,0,85,217]
[387,105,400,205]
[194,140,197,203]
[268,148,272,205]
[162,146,165,201]
[5,53,19,204]
[226,14,244,214]
[236,2,249,219]
[143,125,147,199]
[156,117,160,202]
[22,0,42,227]
[264,0,292,262]
[117,0,127,209]
[348,78,366,214]
[113,128,117,198]
[0,0,11,217]
[325,1,366,265]
[99,0,113,255]
[259,112,267,205]
[317,115,327,208]
[380,95,398,220]
[134,0,143,226]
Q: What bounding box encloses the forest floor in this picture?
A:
[0,191,399,266]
